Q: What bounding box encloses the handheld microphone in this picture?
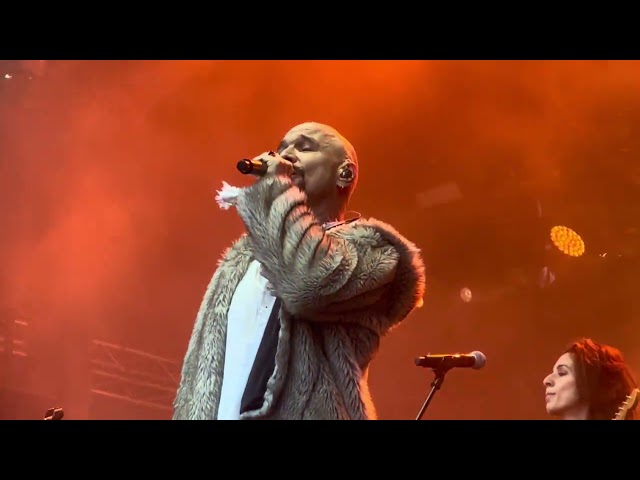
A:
[237,159,267,176]
[237,158,302,177]
[414,351,486,370]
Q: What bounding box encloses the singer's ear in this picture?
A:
[337,160,357,189]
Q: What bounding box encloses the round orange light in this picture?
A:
[550,225,585,257]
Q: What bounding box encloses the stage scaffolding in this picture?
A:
[0,317,28,359]
[90,339,181,413]
[1,310,182,417]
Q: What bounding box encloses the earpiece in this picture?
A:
[337,162,356,188]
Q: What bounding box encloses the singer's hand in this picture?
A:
[253,151,295,177]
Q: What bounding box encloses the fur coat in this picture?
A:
[172,175,426,420]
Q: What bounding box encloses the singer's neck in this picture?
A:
[305,189,347,226]
[309,203,345,226]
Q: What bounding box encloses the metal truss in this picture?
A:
[0,315,30,397]
[90,340,181,412]
[2,309,183,413]
[0,317,29,358]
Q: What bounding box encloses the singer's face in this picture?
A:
[277,123,346,199]
[543,353,585,419]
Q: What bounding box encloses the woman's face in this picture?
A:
[542,352,588,419]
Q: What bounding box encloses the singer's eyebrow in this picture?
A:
[277,134,320,153]
[277,140,288,152]
[300,135,321,149]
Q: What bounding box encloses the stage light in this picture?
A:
[550,225,585,257]
[460,287,473,302]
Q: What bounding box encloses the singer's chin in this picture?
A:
[291,173,304,189]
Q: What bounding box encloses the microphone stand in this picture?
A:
[44,407,64,420]
[415,366,450,420]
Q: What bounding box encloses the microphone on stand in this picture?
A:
[414,351,486,370]
[413,350,486,420]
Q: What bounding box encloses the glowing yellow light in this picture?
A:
[550,225,585,257]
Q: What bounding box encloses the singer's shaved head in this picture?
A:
[284,122,358,168]
[277,122,358,222]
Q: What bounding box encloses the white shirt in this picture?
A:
[216,260,277,420]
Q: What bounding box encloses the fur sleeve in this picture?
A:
[235,175,425,326]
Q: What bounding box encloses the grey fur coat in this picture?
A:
[172,175,426,420]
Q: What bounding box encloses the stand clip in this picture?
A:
[415,367,449,420]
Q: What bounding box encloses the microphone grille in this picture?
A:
[471,351,486,370]
[237,159,253,174]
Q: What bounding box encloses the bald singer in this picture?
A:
[172,122,426,420]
